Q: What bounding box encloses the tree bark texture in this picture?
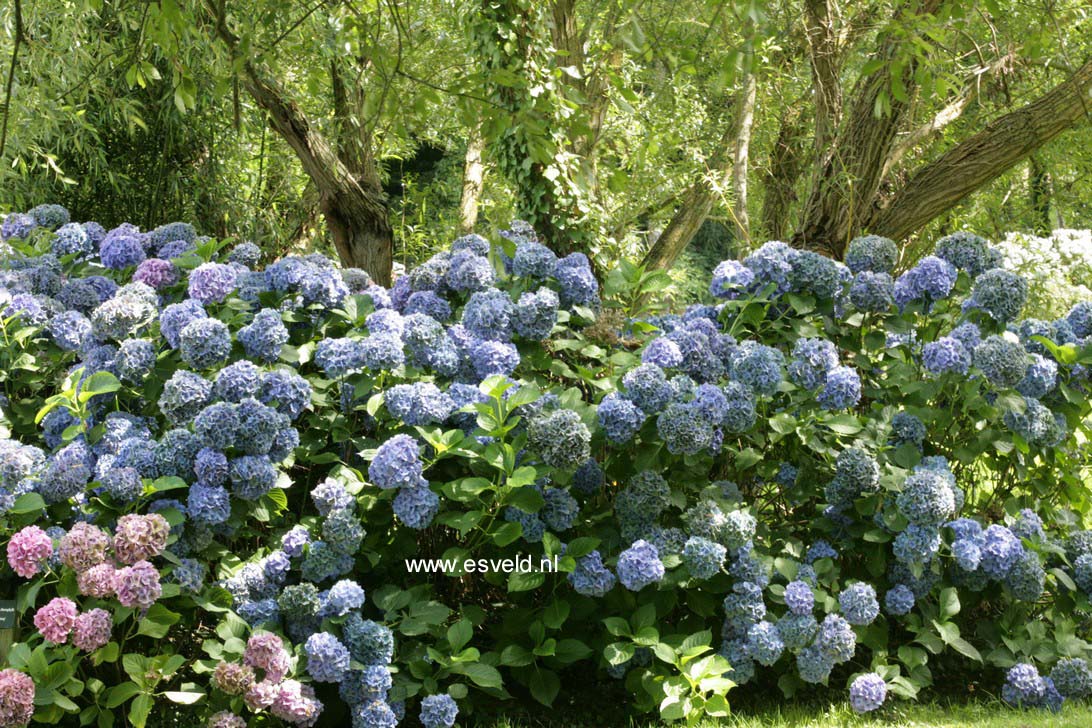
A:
[459,127,486,234]
[209,3,393,284]
[761,103,807,240]
[870,58,1092,241]
[793,0,943,257]
[731,63,758,241]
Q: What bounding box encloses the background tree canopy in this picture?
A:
[1,0,1089,283]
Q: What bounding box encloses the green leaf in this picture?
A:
[529,668,560,706]
[162,691,204,705]
[447,620,473,651]
[129,694,153,728]
[603,642,634,666]
[137,604,181,639]
[939,588,960,620]
[542,600,570,630]
[9,492,45,514]
[508,571,545,593]
[452,662,502,689]
[105,682,141,708]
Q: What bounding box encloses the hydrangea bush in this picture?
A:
[0,209,1091,726]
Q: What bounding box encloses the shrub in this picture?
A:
[0,213,1091,726]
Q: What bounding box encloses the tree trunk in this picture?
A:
[761,104,807,240]
[869,58,1092,242]
[248,65,394,284]
[793,0,943,257]
[459,127,486,234]
[641,181,720,271]
[1028,155,1051,235]
[208,4,393,284]
[731,63,757,241]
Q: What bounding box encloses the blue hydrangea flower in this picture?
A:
[229,455,276,500]
[849,271,895,311]
[1002,663,1046,707]
[849,673,887,713]
[839,582,879,625]
[385,383,455,426]
[1017,354,1057,399]
[970,268,1028,323]
[746,621,784,666]
[311,478,355,516]
[160,300,207,349]
[952,538,982,571]
[845,235,898,274]
[48,311,92,351]
[598,392,645,443]
[743,242,798,294]
[101,466,144,502]
[187,483,231,525]
[462,288,514,341]
[816,613,855,664]
[324,579,366,616]
[682,536,726,579]
[512,242,558,279]
[980,524,1024,579]
[616,540,665,591]
[788,338,838,390]
[99,227,146,269]
[974,335,1028,388]
[393,485,439,529]
[922,337,972,375]
[784,581,814,615]
[568,550,616,596]
[419,694,459,728]
[238,309,288,363]
[806,540,838,563]
[884,584,915,615]
[188,262,237,304]
[554,252,598,306]
[656,401,713,454]
[445,249,494,293]
[179,318,232,369]
[934,231,992,276]
[893,524,942,566]
[710,260,755,299]
[526,409,591,469]
[891,412,926,448]
[797,644,834,684]
[305,632,351,683]
[1066,301,1092,338]
[622,363,672,413]
[894,255,957,307]
[159,370,212,425]
[817,366,861,410]
[513,287,559,339]
[1050,658,1092,699]
[730,341,784,396]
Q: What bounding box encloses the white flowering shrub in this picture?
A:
[996,229,1092,319]
[0,208,1091,727]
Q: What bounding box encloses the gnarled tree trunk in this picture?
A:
[869,58,1092,241]
[209,4,393,284]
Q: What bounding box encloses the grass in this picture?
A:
[480,700,1092,727]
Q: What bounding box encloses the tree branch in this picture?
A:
[870,58,1092,241]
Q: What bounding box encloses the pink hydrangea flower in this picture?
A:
[244,632,291,683]
[244,680,279,710]
[71,608,112,652]
[206,711,246,728]
[270,680,322,726]
[76,563,117,598]
[6,526,53,578]
[59,522,111,571]
[0,668,35,728]
[33,597,77,644]
[212,662,255,696]
[113,513,169,565]
[114,560,161,610]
